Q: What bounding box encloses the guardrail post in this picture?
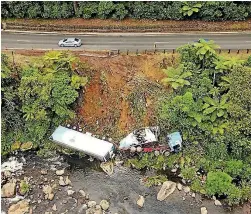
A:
[163,49,165,54]
[228,49,230,54]
[237,50,239,54]
[219,49,221,54]
[117,49,120,55]
[136,49,138,55]
[247,49,249,54]
[172,49,175,54]
[127,50,129,55]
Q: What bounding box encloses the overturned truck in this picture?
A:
[50,126,115,162]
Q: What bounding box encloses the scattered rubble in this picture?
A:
[183,186,190,193]
[56,169,64,176]
[1,157,23,173]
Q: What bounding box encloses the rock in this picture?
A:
[192,193,196,198]
[136,195,144,208]
[171,168,177,173]
[115,161,124,167]
[183,186,190,193]
[100,199,109,211]
[215,200,222,206]
[11,142,21,151]
[1,182,16,198]
[78,204,87,212]
[157,181,176,201]
[177,183,182,191]
[87,201,97,208]
[182,197,186,201]
[67,190,75,196]
[181,179,186,184]
[8,195,24,203]
[56,169,64,176]
[86,206,102,214]
[65,176,71,185]
[79,190,86,197]
[20,142,33,151]
[52,204,57,211]
[59,176,69,186]
[212,196,216,200]
[8,200,29,214]
[42,185,54,200]
[62,200,67,204]
[201,207,208,214]
[41,170,47,175]
[100,162,113,176]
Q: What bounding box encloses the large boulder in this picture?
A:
[157,181,176,201]
[8,200,29,214]
[1,182,16,198]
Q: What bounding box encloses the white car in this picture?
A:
[58,38,81,47]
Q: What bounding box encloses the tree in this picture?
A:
[18,51,88,141]
[194,39,220,61]
[180,2,202,17]
[202,95,229,122]
[162,65,192,90]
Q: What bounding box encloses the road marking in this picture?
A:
[17,40,30,42]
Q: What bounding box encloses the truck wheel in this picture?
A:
[136,147,142,153]
[130,146,136,153]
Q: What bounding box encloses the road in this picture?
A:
[1,31,251,51]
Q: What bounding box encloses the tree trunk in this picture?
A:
[73,1,78,16]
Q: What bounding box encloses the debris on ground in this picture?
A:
[100,200,110,211]
[119,126,160,150]
[1,157,23,173]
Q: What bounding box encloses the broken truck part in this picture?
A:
[119,127,182,154]
[119,126,160,150]
[50,126,115,162]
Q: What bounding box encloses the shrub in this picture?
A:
[205,171,233,196]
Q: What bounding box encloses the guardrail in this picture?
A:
[3,47,250,56]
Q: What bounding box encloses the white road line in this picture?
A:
[17,40,30,42]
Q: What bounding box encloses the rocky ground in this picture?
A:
[1,152,249,214]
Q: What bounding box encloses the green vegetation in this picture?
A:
[158,39,251,205]
[19,180,30,195]
[1,1,251,21]
[126,39,251,205]
[1,51,88,154]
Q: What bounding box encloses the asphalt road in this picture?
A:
[1,31,251,51]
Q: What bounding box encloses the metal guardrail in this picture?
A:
[3,47,250,55]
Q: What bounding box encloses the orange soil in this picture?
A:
[76,54,169,139]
